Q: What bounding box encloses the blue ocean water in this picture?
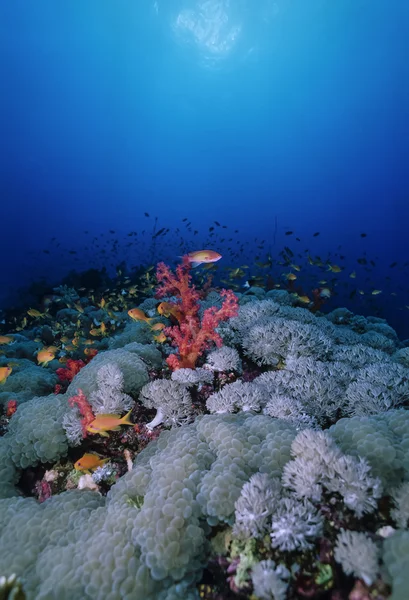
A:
[1,0,408,339]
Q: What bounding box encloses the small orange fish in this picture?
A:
[37,349,56,366]
[45,346,59,353]
[64,344,76,352]
[86,409,134,437]
[0,366,12,384]
[150,322,166,332]
[128,308,152,323]
[284,273,297,281]
[153,332,167,343]
[186,250,222,268]
[74,453,109,474]
[84,348,98,358]
[297,295,311,304]
[0,336,13,345]
[157,302,183,321]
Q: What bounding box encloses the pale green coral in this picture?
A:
[383,530,409,600]
[0,414,297,599]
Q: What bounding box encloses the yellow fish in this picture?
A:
[349,271,356,279]
[0,336,13,345]
[327,264,342,273]
[89,322,107,337]
[86,409,134,437]
[297,295,311,304]
[0,366,12,384]
[153,332,167,343]
[371,290,382,295]
[284,273,297,281]
[27,308,46,318]
[74,453,109,474]
[37,349,56,366]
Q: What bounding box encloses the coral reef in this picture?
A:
[0,278,408,600]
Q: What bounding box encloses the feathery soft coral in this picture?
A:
[155,258,239,370]
[68,389,95,438]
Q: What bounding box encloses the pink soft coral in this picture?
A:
[155,258,239,370]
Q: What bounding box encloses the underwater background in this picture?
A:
[2,3,409,600]
[1,0,409,338]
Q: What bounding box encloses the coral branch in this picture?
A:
[156,260,239,370]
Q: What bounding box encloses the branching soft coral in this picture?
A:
[155,258,239,369]
[56,359,86,384]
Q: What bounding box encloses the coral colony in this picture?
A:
[0,255,409,600]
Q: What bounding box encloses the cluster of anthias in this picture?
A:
[155,257,239,370]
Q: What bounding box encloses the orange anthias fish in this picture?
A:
[37,349,57,366]
[86,409,133,437]
[84,347,98,358]
[157,302,183,322]
[150,322,166,332]
[186,250,222,268]
[128,308,152,323]
[153,332,167,344]
[74,453,109,474]
[0,366,12,384]
[0,336,13,345]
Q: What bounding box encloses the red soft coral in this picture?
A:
[156,259,239,370]
[156,256,200,320]
[56,359,86,384]
[6,399,17,418]
[68,389,95,438]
